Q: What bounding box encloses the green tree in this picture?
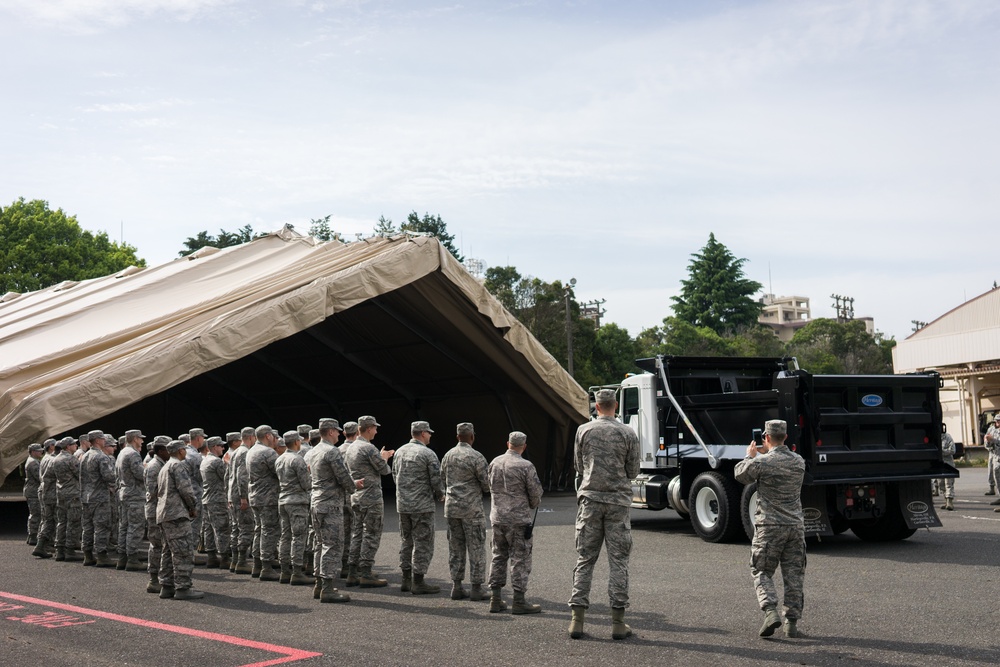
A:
[672,233,763,334]
[483,265,522,312]
[787,319,893,374]
[179,224,256,256]
[374,215,396,236]
[401,211,463,261]
[309,215,335,242]
[637,317,736,357]
[591,323,640,383]
[0,198,145,293]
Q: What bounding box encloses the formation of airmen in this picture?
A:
[22,417,554,615]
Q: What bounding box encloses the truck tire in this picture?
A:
[849,503,917,542]
[689,472,744,543]
[740,483,759,540]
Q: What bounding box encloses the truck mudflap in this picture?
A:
[897,480,943,530]
[801,485,834,538]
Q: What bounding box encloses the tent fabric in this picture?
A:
[0,229,588,484]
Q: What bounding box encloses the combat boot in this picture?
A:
[229,548,238,572]
[219,552,231,571]
[55,546,67,561]
[290,565,314,586]
[279,562,292,584]
[990,498,1000,506]
[411,574,440,595]
[32,539,52,559]
[451,580,469,600]
[469,583,489,601]
[345,565,360,587]
[986,488,996,496]
[303,551,313,576]
[569,605,585,638]
[400,570,412,593]
[83,549,96,566]
[251,556,262,578]
[127,554,145,571]
[146,574,161,594]
[27,535,37,545]
[206,551,221,568]
[320,578,351,604]
[63,548,84,562]
[173,588,205,601]
[313,576,323,600]
[759,606,782,637]
[489,587,507,613]
[235,550,252,575]
[611,607,632,639]
[359,567,388,588]
[159,585,175,599]
[116,552,128,570]
[512,591,541,615]
[95,551,116,568]
[941,498,955,511]
[259,560,280,582]
[784,619,798,638]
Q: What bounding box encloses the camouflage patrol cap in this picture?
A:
[358,416,379,430]
[508,431,527,446]
[28,443,43,452]
[226,432,241,444]
[118,435,126,446]
[308,429,320,441]
[411,421,434,434]
[342,421,359,436]
[297,424,312,437]
[78,433,91,443]
[255,425,274,439]
[318,418,343,432]
[189,428,205,439]
[283,430,302,445]
[88,430,106,441]
[153,435,172,447]
[43,438,56,449]
[241,426,256,438]
[125,429,144,441]
[764,419,787,436]
[206,436,223,448]
[456,422,475,436]
[594,389,617,405]
[58,437,75,449]
[166,439,186,454]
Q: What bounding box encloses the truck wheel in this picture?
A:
[689,472,744,543]
[849,507,915,542]
[740,483,759,540]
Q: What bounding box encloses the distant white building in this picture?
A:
[758,294,811,342]
[893,287,1000,445]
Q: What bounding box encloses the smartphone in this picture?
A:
[752,428,762,446]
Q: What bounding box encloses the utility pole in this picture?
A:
[564,278,577,376]
[830,294,855,323]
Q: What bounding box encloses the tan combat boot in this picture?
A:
[359,567,388,588]
[345,565,360,587]
[290,565,314,586]
[569,605,586,639]
[759,606,781,637]
[279,562,292,584]
[611,607,632,639]
[320,578,351,604]
[94,551,116,568]
[259,560,280,582]
[400,570,412,593]
[784,619,798,638]
[489,587,507,613]
[512,591,541,615]
[451,580,469,600]
[469,583,489,601]
[411,574,440,595]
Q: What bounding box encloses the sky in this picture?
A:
[1,0,997,343]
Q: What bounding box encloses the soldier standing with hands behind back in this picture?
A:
[735,419,806,638]
[985,416,1000,505]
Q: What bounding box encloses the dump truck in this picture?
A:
[602,355,957,543]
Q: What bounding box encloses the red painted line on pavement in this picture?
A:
[0,591,322,667]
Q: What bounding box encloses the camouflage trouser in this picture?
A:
[56,496,82,549]
[82,499,113,552]
[342,503,354,570]
[279,504,309,567]
[159,518,194,590]
[38,499,57,543]
[990,452,1000,492]
[399,512,435,575]
[488,523,532,593]
[251,504,280,561]
[569,498,632,609]
[147,518,163,576]
[109,497,119,547]
[204,502,230,554]
[26,494,41,538]
[447,517,487,584]
[312,506,345,580]
[189,497,203,551]
[751,524,806,620]
[349,501,384,570]
[202,509,215,553]
[233,505,254,552]
[118,500,145,556]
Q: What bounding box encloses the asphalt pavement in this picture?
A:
[2,471,998,667]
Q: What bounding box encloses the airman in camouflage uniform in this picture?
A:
[441,422,490,601]
[201,436,231,569]
[275,431,312,585]
[80,430,117,567]
[938,431,956,511]
[24,443,44,546]
[393,421,444,595]
[985,416,1000,502]
[185,429,206,564]
[304,418,361,603]
[32,440,59,558]
[75,432,90,460]
[157,440,203,600]
[297,424,313,456]
[247,425,282,581]
[229,427,256,574]
[487,431,543,615]
[53,437,84,561]
[115,429,147,571]
[222,432,241,570]
[735,419,807,638]
[338,421,358,580]
[344,416,394,587]
[144,436,171,594]
[568,388,641,640]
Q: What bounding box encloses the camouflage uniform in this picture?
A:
[338,439,355,573]
[276,448,311,568]
[938,432,956,500]
[393,438,444,576]
[735,442,807,621]
[145,453,167,580]
[487,449,543,593]
[37,451,59,546]
[184,444,204,553]
[228,442,255,555]
[81,446,117,556]
[986,422,1000,493]
[116,445,146,558]
[247,442,280,563]
[24,450,42,541]
[569,415,641,609]
[304,439,356,580]
[157,456,198,591]
[345,435,392,571]
[53,449,83,549]
[441,441,490,585]
[201,450,230,556]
